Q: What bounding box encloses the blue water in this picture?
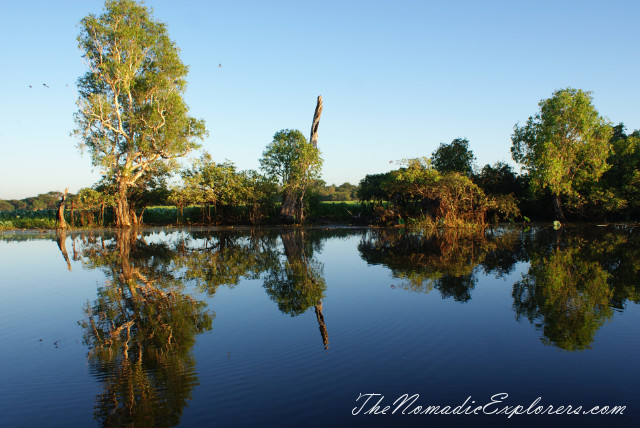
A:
[0,226,638,427]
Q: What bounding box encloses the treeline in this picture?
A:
[359,89,640,225]
[0,191,66,211]
[4,88,640,229]
[4,122,639,228]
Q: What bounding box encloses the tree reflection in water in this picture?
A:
[264,229,329,348]
[512,227,640,351]
[53,225,640,427]
[358,228,521,302]
[358,226,640,352]
[78,228,213,427]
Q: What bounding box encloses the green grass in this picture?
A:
[0,218,57,230]
[0,201,369,229]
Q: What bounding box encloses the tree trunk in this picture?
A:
[553,193,565,221]
[129,208,139,227]
[57,188,68,229]
[116,228,135,282]
[315,302,329,350]
[70,201,75,228]
[281,187,298,223]
[56,229,72,271]
[115,180,132,227]
[309,95,323,149]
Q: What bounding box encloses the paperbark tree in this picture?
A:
[74,0,206,227]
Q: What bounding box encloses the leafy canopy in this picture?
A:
[74,0,206,185]
[511,88,612,200]
[431,138,476,176]
[259,129,322,189]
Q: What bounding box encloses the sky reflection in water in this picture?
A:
[0,226,639,427]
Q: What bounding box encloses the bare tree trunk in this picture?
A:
[315,302,329,350]
[57,188,68,229]
[115,180,132,228]
[309,95,323,149]
[553,193,565,221]
[56,229,72,271]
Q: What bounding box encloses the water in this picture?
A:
[0,225,639,427]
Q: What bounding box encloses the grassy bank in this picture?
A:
[0,202,366,230]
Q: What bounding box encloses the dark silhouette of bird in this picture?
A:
[28,85,32,88]
[43,83,49,88]
[218,64,222,68]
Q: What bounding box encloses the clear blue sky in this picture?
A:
[1,0,639,199]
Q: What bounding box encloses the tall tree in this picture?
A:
[260,129,322,222]
[277,96,323,222]
[511,88,612,220]
[74,0,206,227]
[431,138,476,176]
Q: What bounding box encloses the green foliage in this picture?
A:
[173,153,278,224]
[0,209,59,229]
[513,236,614,350]
[356,158,519,227]
[475,162,521,196]
[511,88,612,217]
[359,229,519,301]
[357,172,391,203]
[597,123,640,217]
[431,138,476,176]
[74,0,206,226]
[79,229,213,426]
[260,129,323,220]
[387,158,518,227]
[0,200,14,211]
[260,130,320,186]
[315,181,358,201]
[2,191,66,212]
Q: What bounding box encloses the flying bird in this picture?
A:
[28,85,32,88]
[43,83,49,88]
[218,64,222,68]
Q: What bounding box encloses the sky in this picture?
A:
[1,0,639,200]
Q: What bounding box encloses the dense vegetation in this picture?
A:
[3,116,639,230]
[3,1,640,230]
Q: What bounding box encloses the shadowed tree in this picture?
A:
[431,138,476,176]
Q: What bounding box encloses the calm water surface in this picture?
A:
[1,225,639,427]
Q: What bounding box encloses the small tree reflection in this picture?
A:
[264,229,329,349]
